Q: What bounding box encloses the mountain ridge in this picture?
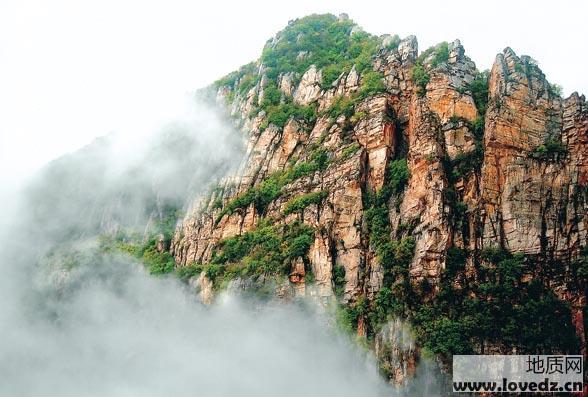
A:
[133,13,587,386]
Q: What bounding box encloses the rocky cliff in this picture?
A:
[169,14,586,384]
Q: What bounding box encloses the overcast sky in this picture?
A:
[1,0,586,187]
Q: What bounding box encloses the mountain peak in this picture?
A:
[175,14,588,385]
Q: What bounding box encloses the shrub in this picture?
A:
[287,234,313,259]
[319,68,386,122]
[321,64,344,88]
[260,14,383,84]
[283,191,328,215]
[216,153,330,222]
[388,159,410,194]
[472,116,485,138]
[117,239,176,276]
[548,83,563,97]
[238,74,261,95]
[261,98,318,131]
[340,143,361,160]
[206,220,315,287]
[369,287,406,332]
[430,42,449,67]
[445,247,467,277]
[411,42,449,96]
[261,81,282,108]
[411,64,430,96]
[445,144,484,182]
[358,70,386,98]
[379,237,416,279]
[414,252,579,359]
[414,314,474,358]
[331,96,356,119]
[333,264,346,297]
[530,139,567,162]
[214,62,257,89]
[383,35,401,51]
[176,263,204,281]
[469,70,489,116]
[337,297,370,334]
[480,246,511,264]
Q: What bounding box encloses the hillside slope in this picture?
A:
[169,14,586,383]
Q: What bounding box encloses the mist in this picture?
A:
[0,253,394,397]
[0,96,447,396]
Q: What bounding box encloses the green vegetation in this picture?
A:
[411,64,430,97]
[358,70,387,97]
[413,251,579,359]
[445,247,467,277]
[99,203,182,275]
[320,68,387,121]
[140,242,176,275]
[191,220,316,287]
[572,247,588,279]
[469,70,489,116]
[214,14,389,131]
[257,83,317,130]
[426,42,450,67]
[410,42,449,97]
[548,83,563,97]
[442,70,489,183]
[101,234,176,276]
[530,138,568,162]
[369,287,406,329]
[259,14,382,83]
[388,159,410,194]
[213,62,258,90]
[340,143,361,160]
[322,64,345,88]
[360,157,414,332]
[324,95,357,119]
[216,149,330,222]
[283,190,328,215]
[333,264,346,297]
[176,263,204,282]
[467,70,490,140]
[383,35,401,51]
[337,296,370,334]
[443,144,484,182]
[141,202,183,244]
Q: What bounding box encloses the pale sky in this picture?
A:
[1,0,586,187]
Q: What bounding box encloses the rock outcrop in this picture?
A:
[480,48,587,258]
[170,16,587,385]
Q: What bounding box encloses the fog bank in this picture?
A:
[0,252,394,397]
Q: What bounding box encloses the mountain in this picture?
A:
[167,14,586,383]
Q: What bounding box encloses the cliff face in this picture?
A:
[481,49,587,258]
[170,14,586,383]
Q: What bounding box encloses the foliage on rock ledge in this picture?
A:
[530,138,568,162]
[411,42,450,96]
[216,148,329,223]
[347,158,416,335]
[214,14,389,132]
[283,190,328,216]
[99,204,181,276]
[413,249,580,360]
[178,220,315,289]
[259,14,385,84]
